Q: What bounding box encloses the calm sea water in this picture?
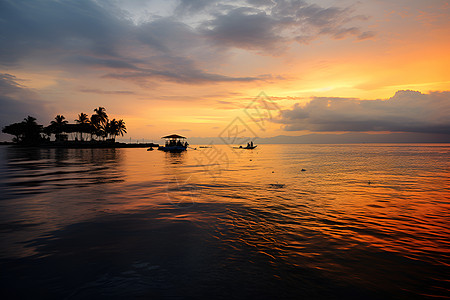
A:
[0,144,449,299]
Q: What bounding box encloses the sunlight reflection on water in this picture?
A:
[0,144,449,299]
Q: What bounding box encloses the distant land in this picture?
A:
[188,132,450,145]
[3,132,449,145]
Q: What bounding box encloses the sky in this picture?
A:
[1,0,449,142]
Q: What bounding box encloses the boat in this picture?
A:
[238,142,257,149]
[157,134,188,152]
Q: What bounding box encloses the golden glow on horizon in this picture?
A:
[1,0,449,140]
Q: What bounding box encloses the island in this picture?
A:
[1,107,158,148]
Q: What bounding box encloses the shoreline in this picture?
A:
[0,142,159,148]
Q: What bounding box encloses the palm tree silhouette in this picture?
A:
[2,116,43,144]
[2,107,127,146]
[51,115,68,141]
[94,107,108,125]
[104,119,127,142]
[75,112,89,141]
[91,107,108,140]
[117,119,127,138]
[2,122,23,143]
[22,116,43,144]
[90,114,100,140]
[106,119,117,140]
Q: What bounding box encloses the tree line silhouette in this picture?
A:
[2,107,126,145]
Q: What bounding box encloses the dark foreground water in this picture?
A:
[0,144,449,299]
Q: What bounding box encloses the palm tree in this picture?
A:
[51,115,68,131]
[90,114,102,140]
[23,116,43,144]
[2,122,24,143]
[105,119,116,140]
[22,116,43,144]
[50,115,68,141]
[94,107,108,126]
[92,107,108,140]
[75,112,89,141]
[2,116,43,144]
[116,119,127,140]
[104,119,127,142]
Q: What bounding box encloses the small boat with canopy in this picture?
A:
[158,134,188,152]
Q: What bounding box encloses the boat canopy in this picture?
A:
[162,134,186,139]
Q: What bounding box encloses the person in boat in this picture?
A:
[250,141,253,147]
[247,142,250,148]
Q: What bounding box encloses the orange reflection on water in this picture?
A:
[2,144,449,266]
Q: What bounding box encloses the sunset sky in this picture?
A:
[1,0,449,142]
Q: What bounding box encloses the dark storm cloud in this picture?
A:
[0,0,127,66]
[66,56,141,70]
[0,0,259,83]
[136,18,201,53]
[174,0,218,15]
[246,0,275,6]
[272,0,375,41]
[201,7,284,52]
[201,0,374,52]
[278,90,450,134]
[0,74,52,126]
[0,0,373,84]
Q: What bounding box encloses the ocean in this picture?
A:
[0,144,449,299]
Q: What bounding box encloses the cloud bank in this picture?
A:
[278,90,450,134]
[0,0,374,84]
[201,0,374,52]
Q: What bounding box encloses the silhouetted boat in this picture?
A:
[238,145,257,149]
[158,134,188,152]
